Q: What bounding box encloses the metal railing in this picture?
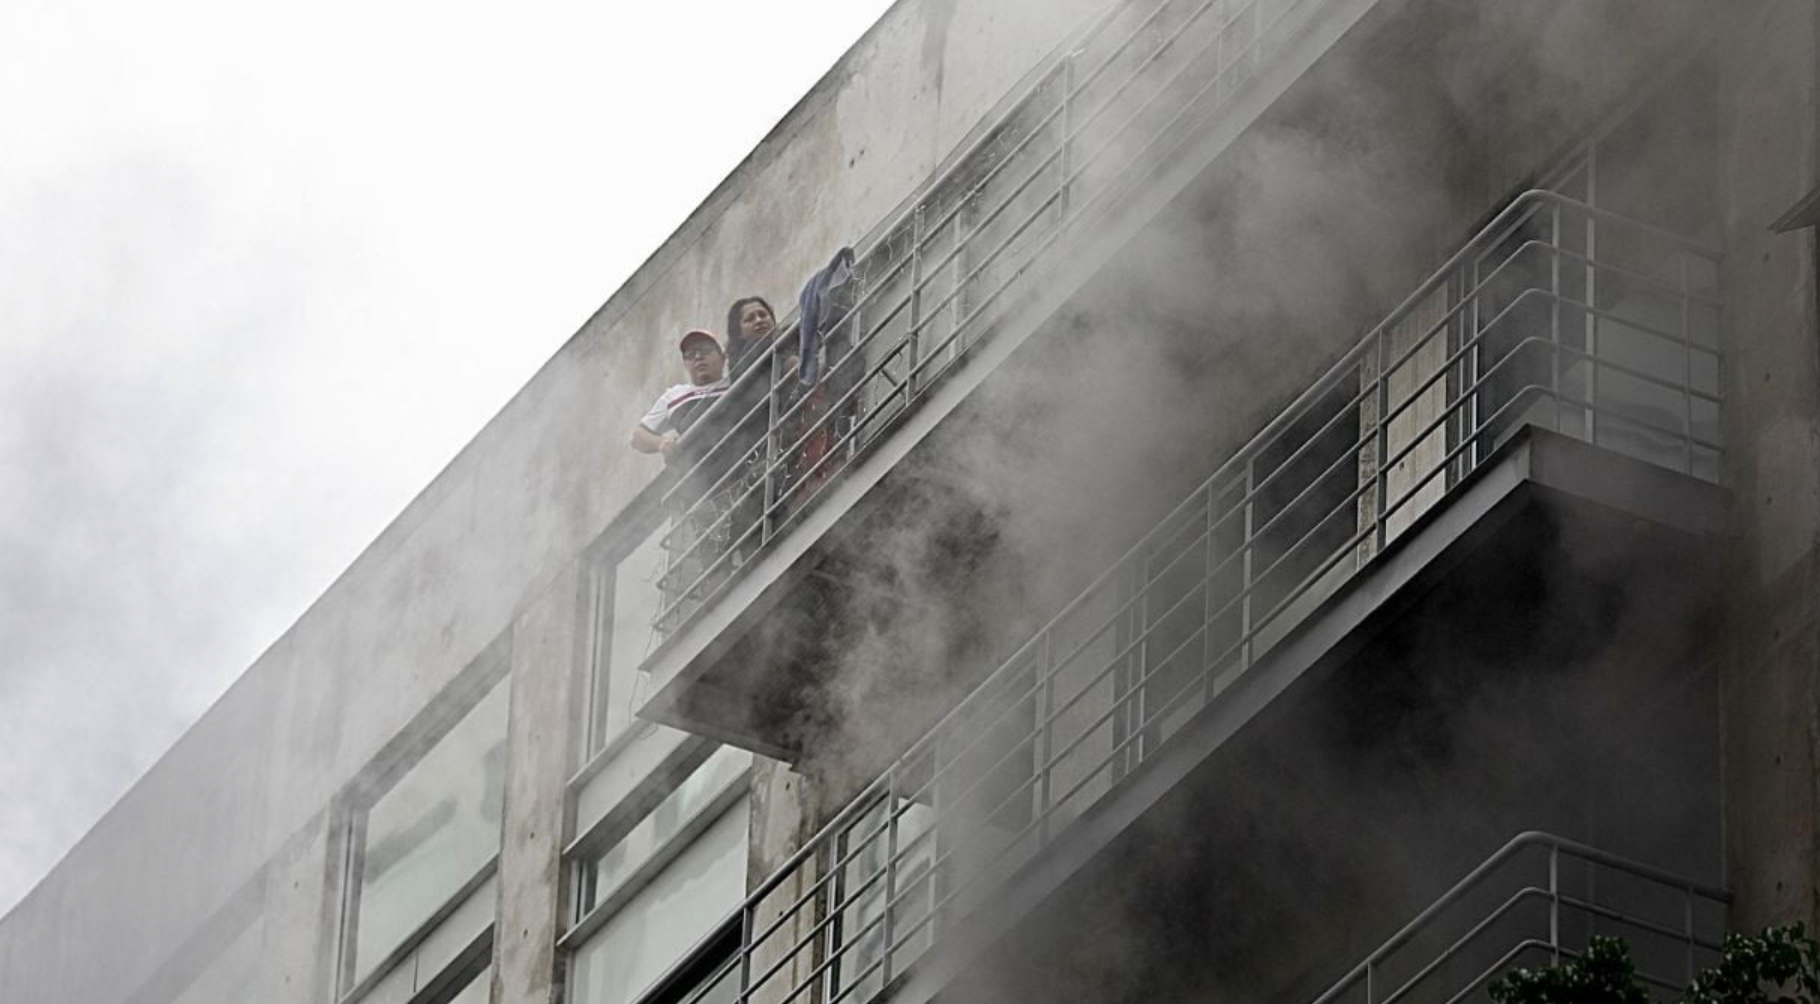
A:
[1311,833,1729,1004]
[656,191,1724,1004]
[634,0,1332,643]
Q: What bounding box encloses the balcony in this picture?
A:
[602,0,1718,759]
[607,0,1411,756]
[624,189,1729,1004]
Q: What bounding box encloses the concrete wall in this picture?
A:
[1715,0,1820,934]
[0,1,1109,1001]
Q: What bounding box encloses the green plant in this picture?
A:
[1487,925,1820,1004]
[1489,936,1649,1004]
[1682,925,1820,1004]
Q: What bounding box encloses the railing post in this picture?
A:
[1375,334,1391,552]
[1202,485,1217,700]
[1684,885,1697,985]
[1549,843,1562,962]
[1468,256,1483,470]
[1550,202,1563,435]
[1036,632,1054,849]
[1059,54,1075,222]
[738,900,754,1004]
[1680,250,1695,474]
[1241,456,1255,671]
[764,342,783,545]
[1111,562,1135,784]
[1583,153,1600,446]
[883,771,899,989]
[908,206,924,395]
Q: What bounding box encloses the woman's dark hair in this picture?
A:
[726,296,778,374]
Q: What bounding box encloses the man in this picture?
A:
[630,328,741,626]
[630,328,730,463]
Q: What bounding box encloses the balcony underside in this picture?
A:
[634,0,1715,760]
[883,426,1727,1004]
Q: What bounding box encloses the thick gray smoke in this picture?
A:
[751,0,1729,1001]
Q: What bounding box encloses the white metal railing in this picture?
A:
[653,192,1725,1004]
[632,0,1330,645]
[1312,833,1729,1004]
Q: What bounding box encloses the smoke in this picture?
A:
[737,0,1730,1001]
[0,153,327,917]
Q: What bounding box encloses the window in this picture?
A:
[569,796,750,1004]
[341,673,510,992]
[617,919,740,1004]
[828,796,936,1004]
[585,533,667,758]
[444,965,491,1004]
[577,744,751,914]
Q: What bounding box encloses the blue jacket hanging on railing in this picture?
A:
[797,246,858,389]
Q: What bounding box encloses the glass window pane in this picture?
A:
[686,957,740,1004]
[571,797,750,1004]
[591,533,667,755]
[353,678,510,984]
[448,967,491,1004]
[585,746,752,912]
[830,799,935,1004]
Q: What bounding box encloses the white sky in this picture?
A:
[0,0,898,918]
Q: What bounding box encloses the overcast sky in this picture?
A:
[0,0,898,918]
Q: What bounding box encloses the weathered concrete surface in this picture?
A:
[0,1,1108,1001]
[1717,0,1820,933]
[492,568,582,1004]
[256,823,338,1004]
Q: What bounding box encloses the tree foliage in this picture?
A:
[1683,926,1820,1004]
[1488,926,1820,1004]
[1489,936,1649,1004]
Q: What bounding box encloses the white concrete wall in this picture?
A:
[0,2,1109,1001]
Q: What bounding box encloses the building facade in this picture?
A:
[4,1,1818,1003]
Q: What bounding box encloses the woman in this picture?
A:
[714,295,790,561]
[725,295,779,377]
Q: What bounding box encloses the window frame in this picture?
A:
[562,744,753,946]
[334,640,512,1002]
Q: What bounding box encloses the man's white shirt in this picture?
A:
[639,379,731,436]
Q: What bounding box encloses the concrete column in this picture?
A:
[258,822,336,1004]
[1716,0,1820,933]
[1358,284,1452,566]
[492,567,586,1004]
[747,758,822,1004]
